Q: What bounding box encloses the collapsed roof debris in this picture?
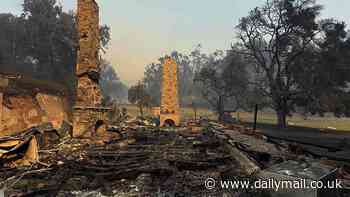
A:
[0,135,38,167]
[0,0,349,196]
[0,118,349,196]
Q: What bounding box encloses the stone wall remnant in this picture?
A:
[160,57,180,127]
[73,0,110,138]
[0,76,8,132]
[0,93,69,137]
[0,92,3,132]
[36,93,69,128]
[0,72,70,137]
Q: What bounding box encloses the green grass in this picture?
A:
[121,104,350,132]
[238,111,350,132]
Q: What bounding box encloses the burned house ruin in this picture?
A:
[0,1,349,196]
[72,0,110,138]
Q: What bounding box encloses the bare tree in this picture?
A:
[128,81,151,117]
[236,0,322,128]
[195,51,248,121]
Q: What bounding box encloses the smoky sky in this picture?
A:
[1,0,350,85]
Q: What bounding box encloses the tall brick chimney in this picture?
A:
[160,57,180,127]
[73,0,110,138]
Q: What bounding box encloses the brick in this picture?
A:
[160,57,180,127]
[73,0,110,138]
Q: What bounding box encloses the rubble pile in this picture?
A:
[0,134,38,167]
[0,119,349,196]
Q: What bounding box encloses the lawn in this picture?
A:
[238,111,350,132]
[121,104,350,132]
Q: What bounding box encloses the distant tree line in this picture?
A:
[142,45,264,121]
[0,0,127,103]
[143,47,202,107]
[128,81,151,117]
[143,0,350,128]
[100,60,128,104]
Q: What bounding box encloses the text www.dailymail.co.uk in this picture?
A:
[204,178,343,191]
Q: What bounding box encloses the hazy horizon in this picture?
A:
[2,0,350,86]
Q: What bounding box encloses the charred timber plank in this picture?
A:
[87,150,161,155]
[211,128,282,156]
[87,152,153,158]
[74,160,175,180]
[263,133,343,151]
[297,144,350,162]
[171,160,231,171]
[225,140,260,175]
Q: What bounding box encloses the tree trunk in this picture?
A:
[217,96,225,122]
[193,107,197,120]
[273,92,288,128]
[276,98,288,128]
[139,104,144,117]
[276,110,287,128]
